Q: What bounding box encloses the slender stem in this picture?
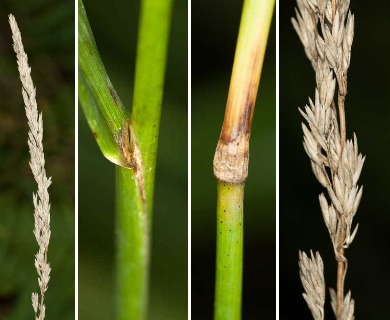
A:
[337,73,347,152]
[79,0,172,318]
[336,216,347,320]
[336,72,347,319]
[214,183,244,320]
[116,167,149,320]
[338,98,346,152]
[131,0,173,218]
[115,0,173,319]
[213,0,274,319]
[213,0,275,185]
[336,251,344,319]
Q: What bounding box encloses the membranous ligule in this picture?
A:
[120,119,137,169]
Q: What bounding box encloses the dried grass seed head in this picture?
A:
[9,14,52,320]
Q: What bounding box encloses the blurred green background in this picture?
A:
[0,1,74,319]
[280,1,390,318]
[78,0,187,319]
[192,1,276,318]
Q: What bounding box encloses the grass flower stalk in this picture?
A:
[292,0,364,319]
[213,1,274,319]
[9,14,52,320]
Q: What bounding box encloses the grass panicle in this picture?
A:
[9,14,52,320]
[292,0,363,319]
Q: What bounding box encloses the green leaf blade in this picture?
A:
[78,0,129,167]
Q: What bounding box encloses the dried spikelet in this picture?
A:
[9,14,52,320]
[298,251,325,320]
[330,288,355,320]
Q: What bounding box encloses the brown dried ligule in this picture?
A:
[213,134,249,184]
[120,119,136,168]
[120,119,147,213]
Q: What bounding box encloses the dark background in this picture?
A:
[78,0,188,319]
[280,1,390,319]
[192,1,276,318]
[0,1,75,319]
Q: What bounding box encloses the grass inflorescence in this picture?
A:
[292,0,364,319]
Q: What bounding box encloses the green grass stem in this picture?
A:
[131,0,173,219]
[116,1,173,319]
[78,0,173,319]
[214,183,244,320]
[213,1,274,319]
[116,168,148,320]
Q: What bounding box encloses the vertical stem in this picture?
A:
[338,99,346,152]
[213,1,274,319]
[336,216,346,320]
[115,0,173,319]
[213,0,275,185]
[337,74,347,152]
[116,167,149,320]
[132,0,173,216]
[336,73,347,319]
[214,183,244,320]
[336,251,344,319]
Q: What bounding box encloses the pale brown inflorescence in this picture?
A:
[9,14,52,320]
[292,0,363,319]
